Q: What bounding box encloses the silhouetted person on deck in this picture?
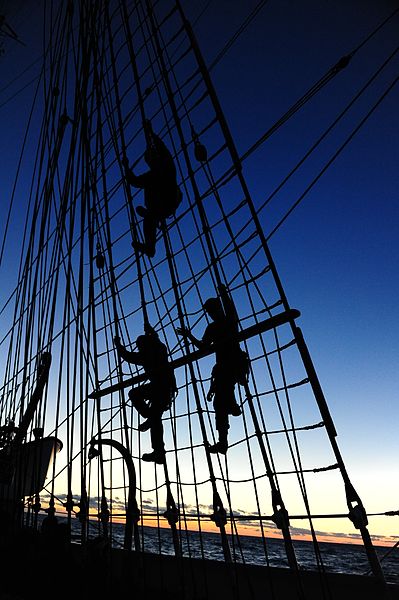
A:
[114,325,176,464]
[177,285,246,455]
[124,120,182,258]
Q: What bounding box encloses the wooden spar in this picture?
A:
[89,308,300,400]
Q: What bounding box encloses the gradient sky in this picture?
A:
[192,0,399,539]
[0,0,398,546]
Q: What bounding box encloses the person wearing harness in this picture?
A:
[177,285,247,454]
[124,120,182,258]
[114,325,177,463]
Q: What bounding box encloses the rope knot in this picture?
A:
[271,507,290,530]
[348,504,368,530]
[163,506,179,526]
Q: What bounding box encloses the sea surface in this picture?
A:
[77,518,399,584]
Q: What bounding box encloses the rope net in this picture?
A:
[0,0,392,594]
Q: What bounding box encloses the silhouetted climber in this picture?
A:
[124,120,182,258]
[114,325,176,463]
[177,285,247,454]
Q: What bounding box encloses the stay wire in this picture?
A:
[266,71,399,242]
[208,0,269,73]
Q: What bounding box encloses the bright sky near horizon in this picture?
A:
[0,0,398,547]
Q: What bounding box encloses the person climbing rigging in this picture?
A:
[124,120,182,258]
[114,325,177,464]
[177,285,247,455]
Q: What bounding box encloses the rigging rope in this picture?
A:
[1,1,395,594]
[266,71,399,242]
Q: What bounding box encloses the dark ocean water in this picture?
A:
[80,519,399,584]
